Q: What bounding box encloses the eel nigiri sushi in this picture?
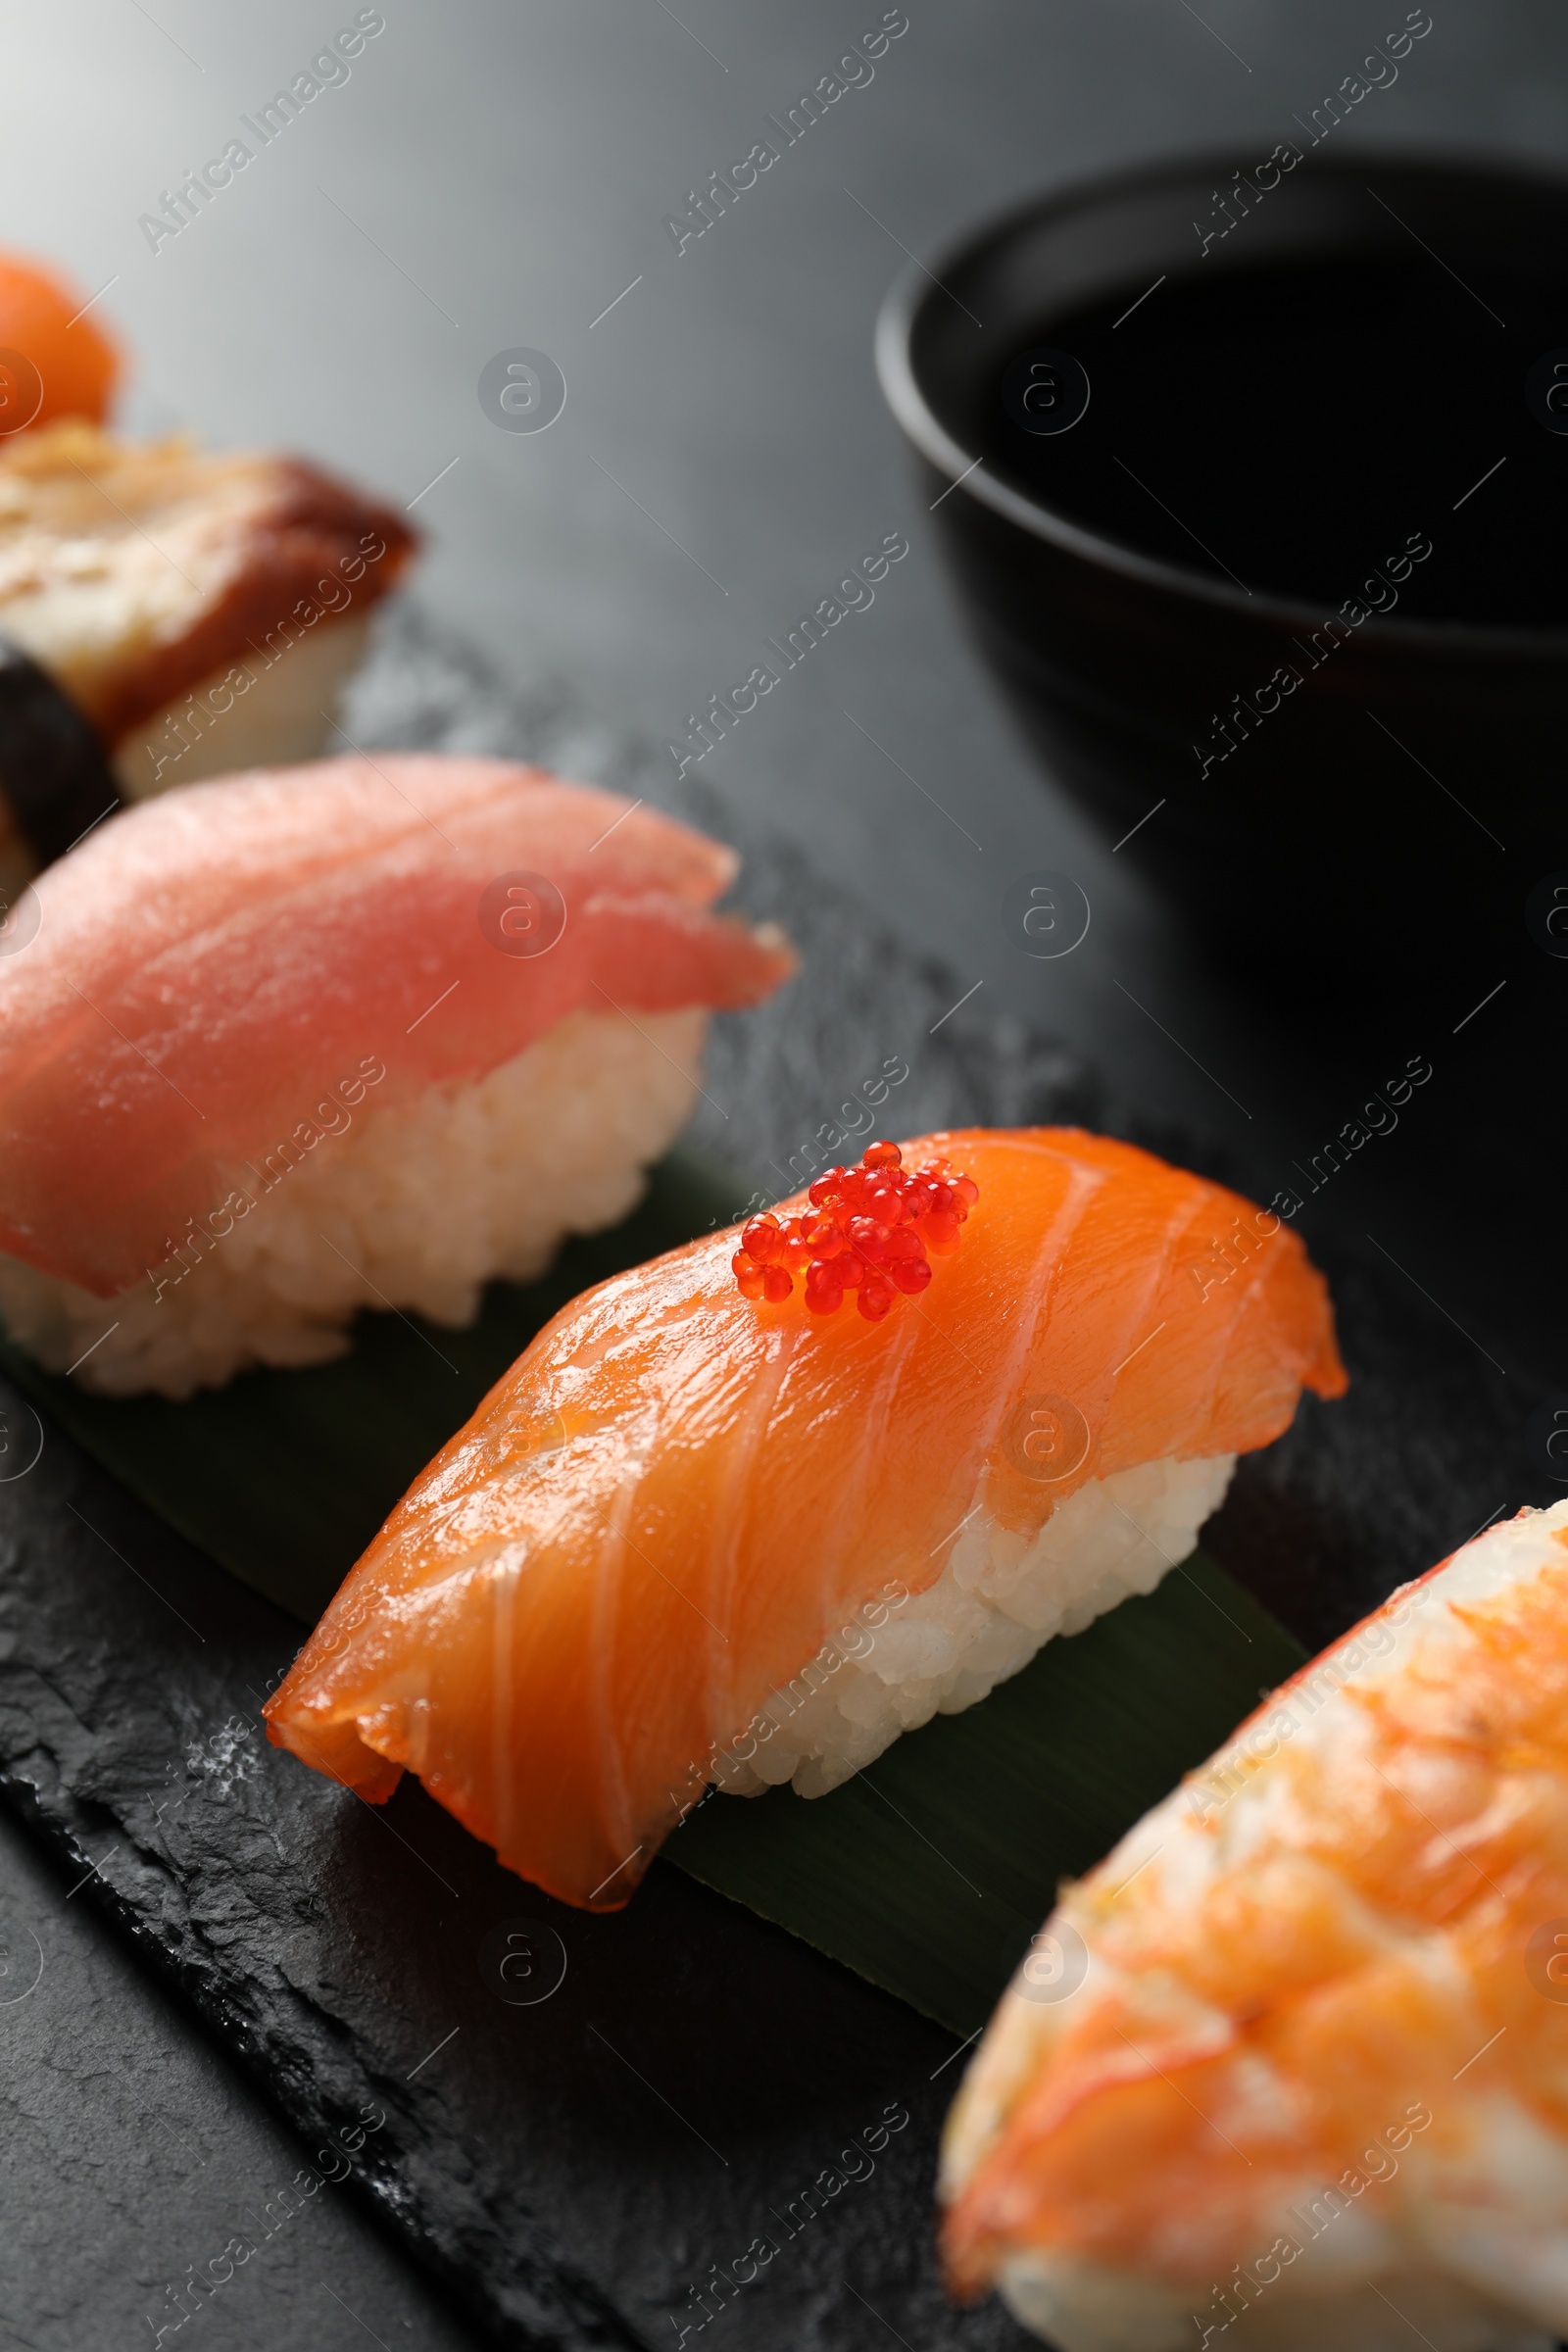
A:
[266,1129,1345,1909]
[941,1498,1568,2352]
[0,754,791,1396]
[0,420,416,875]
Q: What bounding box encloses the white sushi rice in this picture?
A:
[722,1452,1237,1799]
[110,614,372,802]
[993,2249,1553,2352]
[0,1004,707,1398]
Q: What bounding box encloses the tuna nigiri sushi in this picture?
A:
[266,1129,1345,1910]
[941,1498,1568,2352]
[0,754,792,1396]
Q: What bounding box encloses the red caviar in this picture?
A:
[732,1142,977,1322]
[742,1213,783,1262]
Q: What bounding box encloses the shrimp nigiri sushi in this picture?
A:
[0,754,792,1396]
[941,1497,1568,2352]
[266,1129,1345,1909]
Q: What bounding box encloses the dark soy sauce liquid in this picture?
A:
[986,258,1568,624]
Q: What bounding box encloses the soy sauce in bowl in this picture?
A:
[877,151,1568,970]
[986,256,1568,624]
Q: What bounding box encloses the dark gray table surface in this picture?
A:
[2,3,1566,2346]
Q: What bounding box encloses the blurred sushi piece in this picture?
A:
[0,422,416,881]
[265,1129,1344,1911]
[0,248,120,435]
[941,1499,1568,2352]
[0,754,792,1396]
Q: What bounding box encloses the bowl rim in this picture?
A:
[874,143,1568,656]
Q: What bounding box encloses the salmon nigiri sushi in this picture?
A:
[266,1129,1345,1909]
[0,754,792,1396]
[941,1498,1568,2352]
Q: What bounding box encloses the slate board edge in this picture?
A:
[0,1667,640,2352]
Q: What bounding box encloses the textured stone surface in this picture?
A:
[0,612,1544,2350]
[0,1802,479,2352]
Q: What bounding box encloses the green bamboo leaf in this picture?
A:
[668,1550,1302,2034]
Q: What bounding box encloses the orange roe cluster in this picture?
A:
[730,1141,979,1323]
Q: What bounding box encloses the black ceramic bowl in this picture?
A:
[876,150,1568,971]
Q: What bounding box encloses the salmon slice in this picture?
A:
[266,1128,1345,1910]
[0,754,792,1298]
[941,1500,1568,2352]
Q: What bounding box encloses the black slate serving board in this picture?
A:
[0,612,1551,2350]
